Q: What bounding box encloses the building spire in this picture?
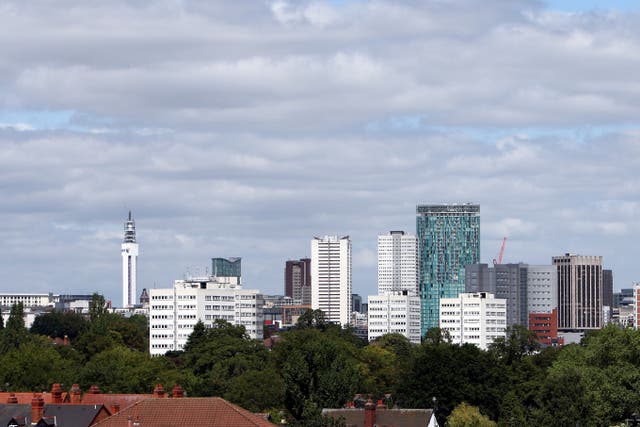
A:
[123,211,136,243]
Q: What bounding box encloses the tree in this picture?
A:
[30,310,88,340]
[447,402,496,427]
[0,302,28,350]
[89,293,108,323]
[273,328,361,421]
[488,325,539,365]
[6,302,25,331]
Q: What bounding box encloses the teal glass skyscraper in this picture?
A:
[416,204,480,335]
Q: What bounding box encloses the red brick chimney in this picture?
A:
[31,393,44,425]
[70,384,81,404]
[111,403,120,414]
[51,383,63,404]
[171,384,184,398]
[88,385,101,394]
[153,384,165,398]
[63,335,70,346]
[7,393,18,404]
[376,399,386,409]
[364,398,376,427]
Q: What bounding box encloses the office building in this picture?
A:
[377,231,418,295]
[148,276,263,356]
[368,291,421,344]
[121,211,139,307]
[211,257,241,281]
[439,292,507,350]
[465,263,528,327]
[553,254,603,331]
[311,235,352,325]
[527,265,557,314]
[529,309,564,346]
[284,258,311,305]
[417,204,480,334]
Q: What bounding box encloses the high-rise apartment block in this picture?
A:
[368,291,421,344]
[377,231,418,295]
[284,258,311,305]
[149,276,263,356]
[311,235,352,325]
[439,292,507,350]
[417,204,480,334]
[212,257,241,280]
[121,211,139,307]
[553,254,603,331]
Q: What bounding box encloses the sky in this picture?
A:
[1,0,639,304]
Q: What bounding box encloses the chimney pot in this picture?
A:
[51,383,63,404]
[153,384,165,398]
[376,399,386,409]
[88,385,101,394]
[70,384,81,404]
[365,398,376,427]
[171,384,184,398]
[8,392,18,404]
[31,393,44,425]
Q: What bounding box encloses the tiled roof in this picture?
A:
[80,393,152,412]
[43,404,110,427]
[323,407,435,427]
[0,392,67,404]
[93,397,274,427]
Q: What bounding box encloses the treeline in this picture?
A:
[1,301,640,426]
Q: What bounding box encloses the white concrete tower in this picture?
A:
[121,211,139,307]
[311,235,352,325]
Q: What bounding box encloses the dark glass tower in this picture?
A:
[416,204,480,335]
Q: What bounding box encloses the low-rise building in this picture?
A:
[149,276,264,356]
[368,291,421,344]
[439,292,507,350]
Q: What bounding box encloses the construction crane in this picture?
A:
[492,237,507,265]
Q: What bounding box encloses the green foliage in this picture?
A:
[274,328,362,420]
[0,303,29,351]
[0,336,79,391]
[447,402,496,427]
[489,325,540,364]
[30,310,88,340]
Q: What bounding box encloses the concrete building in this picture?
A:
[284,258,311,305]
[417,204,480,334]
[149,276,264,356]
[553,254,603,331]
[368,291,421,344]
[527,265,557,314]
[465,263,528,327]
[439,292,507,350]
[311,235,352,325]
[121,211,139,308]
[377,231,418,295]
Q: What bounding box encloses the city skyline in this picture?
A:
[1,1,640,303]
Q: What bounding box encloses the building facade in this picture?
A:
[367,291,421,344]
[284,258,311,305]
[465,263,528,327]
[417,204,480,334]
[311,235,352,325]
[529,308,564,346]
[553,254,603,331]
[377,231,418,295]
[121,211,139,308]
[211,257,241,279]
[148,276,263,356]
[439,292,507,350]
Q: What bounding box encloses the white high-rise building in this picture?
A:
[311,235,352,325]
[439,292,507,350]
[149,276,264,356]
[377,231,418,295]
[368,291,421,344]
[121,211,139,307]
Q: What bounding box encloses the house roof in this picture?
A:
[80,393,152,411]
[93,397,274,427]
[322,408,435,427]
[0,404,30,426]
[43,404,110,427]
[0,392,67,405]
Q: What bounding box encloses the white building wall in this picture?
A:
[311,235,352,325]
[149,278,264,356]
[121,242,138,307]
[527,265,557,314]
[439,292,507,350]
[368,292,421,344]
[377,231,418,295]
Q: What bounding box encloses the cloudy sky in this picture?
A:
[1,0,639,304]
